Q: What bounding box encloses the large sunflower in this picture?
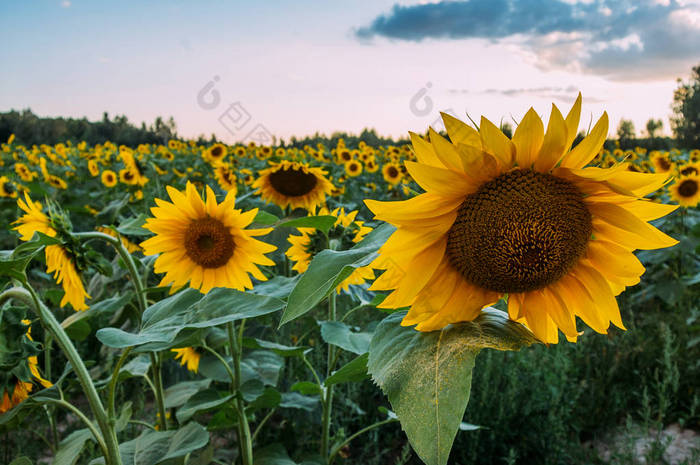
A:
[253,160,334,211]
[286,208,374,293]
[141,182,276,293]
[365,96,678,343]
[13,193,90,311]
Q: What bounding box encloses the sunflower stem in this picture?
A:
[1,286,123,465]
[151,352,168,431]
[73,231,148,313]
[228,321,253,465]
[320,291,337,460]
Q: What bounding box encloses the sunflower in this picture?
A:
[214,163,238,194]
[365,96,678,343]
[651,152,675,173]
[286,208,374,293]
[678,162,699,177]
[88,159,100,177]
[338,149,353,163]
[141,182,276,293]
[206,143,227,164]
[0,176,18,198]
[670,175,700,207]
[253,160,334,211]
[382,163,402,185]
[172,347,201,373]
[102,170,118,187]
[365,158,379,173]
[0,356,52,414]
[345,160,363,177]
[13,193,90,311]
[96,226,142,253]
[14,163,37,182]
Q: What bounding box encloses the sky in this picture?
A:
[1,0,699,143]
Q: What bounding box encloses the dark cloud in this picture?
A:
[355,0,700,80]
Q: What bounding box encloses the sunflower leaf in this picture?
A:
[275,215,337,233]
[279,223,395,327]
[367,309,537,465]
[96,288,285,348]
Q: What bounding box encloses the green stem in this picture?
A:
[108,347,133,420]
[251,409,276,445]
[228,321,253,465]
[327,418,398,465]
[74,231,147,312]
[150,353,167,431]
[0,287,123,465]
[340,304,372,323]
[201,344,236,385]
[75,232,166,434]
[301,354,323,388]
[320,292,337,460]
[44,398,109,459]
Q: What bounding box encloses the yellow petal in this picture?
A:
[441,112,481,148]
[534,104,568,172]
[405,161,476,198]
[560,112,609,169]
[480,116,515,167]
[564,92,582,151]
[513,107,544,168]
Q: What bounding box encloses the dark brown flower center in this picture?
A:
[678,179,698,198]
[446,169,592,293]
[268,167,318,197]
[657,157,671,171]
[387,166,399,178]
[680,166,698,176]
[184,217,235,268]
[211,146,223,158]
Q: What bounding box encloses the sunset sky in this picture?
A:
[2,0,699,143]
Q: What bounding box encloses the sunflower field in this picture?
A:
[1,97,699,465]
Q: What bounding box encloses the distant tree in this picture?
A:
[645,118,663,139]
[617,119,636,144]
[671,64,700,148]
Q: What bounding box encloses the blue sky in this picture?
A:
[2,0,699,142]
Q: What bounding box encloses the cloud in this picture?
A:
[447,85,605,103]
[61,1,71,8]
[355,0,700,80]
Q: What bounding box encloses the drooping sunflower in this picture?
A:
[102,170,118,187]
[252,160,334,211]
[13,193,90,311]
[171,347,201,373]
[651,152,675,173]
[382,163,402,185]
[0,176,18,198]
[140,182,277,293]
[0,320,53,414]
[670,174,700,207]
[365,96,678,343]
[214,163,238,194]
[286,208,374,293]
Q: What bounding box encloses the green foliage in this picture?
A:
[368,310,538,465]
[672,64,700,148]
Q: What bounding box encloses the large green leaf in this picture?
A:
[367,309,538,465]
[254,444,297,465]
[164,379,212,409]
[279,223,395,327]
[96,288,285,348]
[325,353,369,386]
[54,429,93,465]
[89,422,209,465]
[319,321,371,355]
[176,389,234,423]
